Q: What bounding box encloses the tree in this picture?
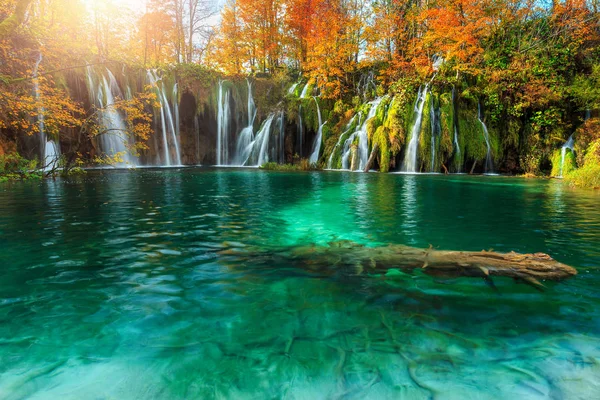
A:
[0,0,33,38]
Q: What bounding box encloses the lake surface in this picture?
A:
[1,168,599,399]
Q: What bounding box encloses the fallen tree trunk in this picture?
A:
[364,143,379,172]
[224,241,577,290]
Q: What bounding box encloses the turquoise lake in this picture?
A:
[1,168,599,399]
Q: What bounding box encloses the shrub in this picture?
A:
[0,152,42,182]
[260,160,320,171]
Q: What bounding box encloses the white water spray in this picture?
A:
[559,135,575,178]
[233,80,258,165]
[216,80,231,165]
[453,126,461,172]
[402,86,429,172]
[341,98,382,171]
[328,114,358,169]
[146,70,181,166]
[477,102,494,174]
[300,83,310,99]
[86,67,138,167]
[309,97,326,164]
[33,52,61,170]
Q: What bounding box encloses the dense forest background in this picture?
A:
[1,0,599,186]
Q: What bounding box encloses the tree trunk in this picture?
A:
[470,160,477,174]
[364,142,379,172]
[227,242,577,290]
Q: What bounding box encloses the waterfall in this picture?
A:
[559,135,575,178]
[233,79,257,165]
[477,102,494,174]
[277,111,285,163]
[194,115,201,164]
[300,83,310,99]
[241,114,277,166]
[146,70,181,166]
[228,80,285,167]
[296,105,303,157]
[43,141,61,171]
[173,83,181,159]
[451,87,461,172]
[32,53,62,171]
[288,82,299,95]
[429,99,441,172]
[86,67,138,167]
[309,97,325,164]
[340,98,382,171]
[328,114,358,169]
[453,126,461,172]
[402,86,429,172]
[585,109,591,121]
[216,80,231,165]
[33,53,45,159]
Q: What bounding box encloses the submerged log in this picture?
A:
[226,242,577,290]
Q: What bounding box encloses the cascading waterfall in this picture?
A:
[451,87,461,172]
[173,83,180,155]
[559,135,575,178]
[234,79,257,165]
[216,80,231,165]
[402,86,429,172]
[43,141,61,171]
[429,99,441,172]
[341,98,382,171]
[309,97,326,164]
[453,126,461,171]
[328,114,358,169]
[227,80,285,167]
[288,82,299,95]
[242,114,276,166]
[296,105,303,157]
[477,102,494,173]
[32,52,60,170]
[194,115,201,164]
[87,67,138,167]
[300,83,310,99]
[277,111,285,163]
[146,70,181,166]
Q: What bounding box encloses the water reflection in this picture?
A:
[400,175,419,244]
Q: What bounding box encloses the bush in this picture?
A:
[565,140,600,189]
[565,163,600,189]
[0,152,42,182]
[260,160,320,171]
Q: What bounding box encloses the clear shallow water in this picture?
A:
[0,169,599,399]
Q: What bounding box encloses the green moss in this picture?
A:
[438,93,454,160]
[374,126,391,172]
[326,115,361,169]
[383,96,410,154]
[418,92,433,171]
[458,107,487,165]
